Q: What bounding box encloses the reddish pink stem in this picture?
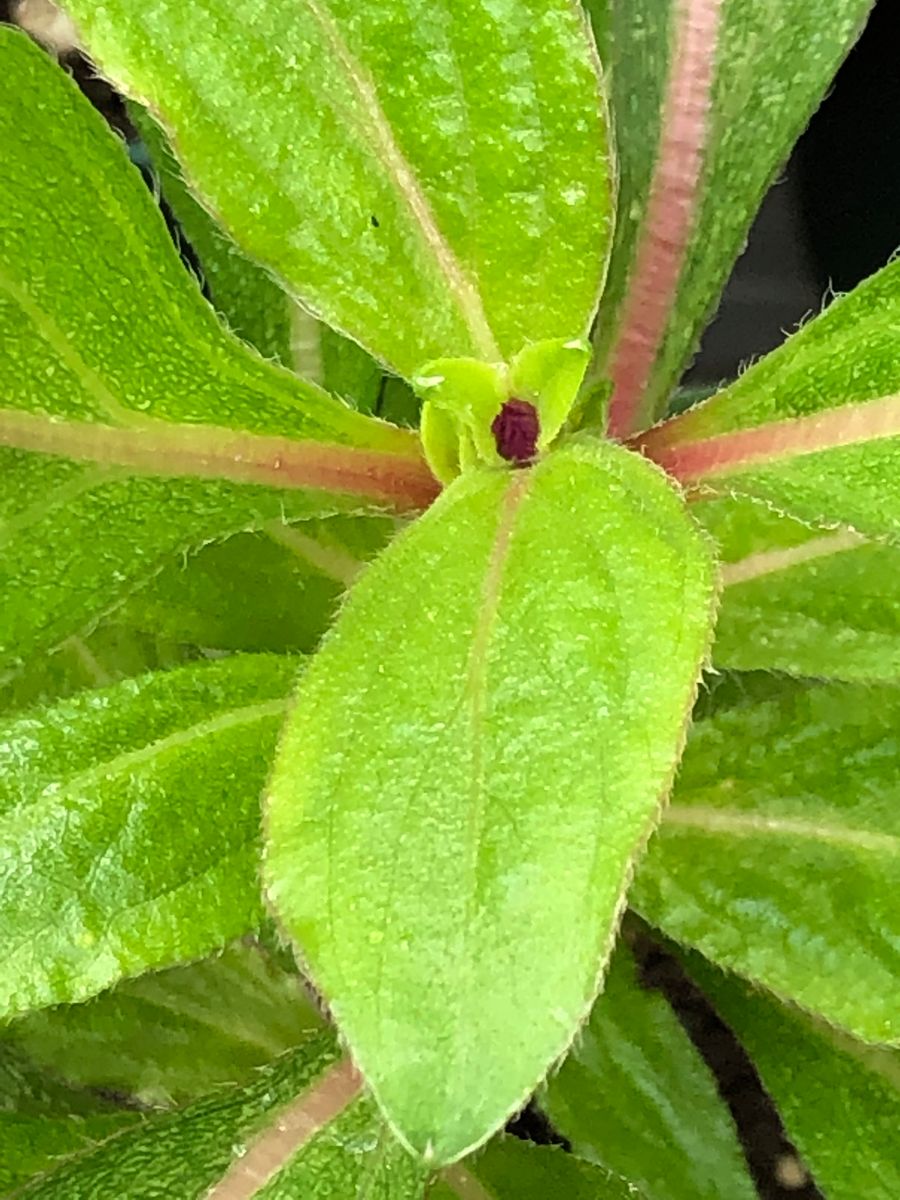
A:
[632,392,900,483]
[606,0,724,440]
[0,410,440,512]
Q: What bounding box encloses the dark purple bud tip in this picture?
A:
[491,399,540,466]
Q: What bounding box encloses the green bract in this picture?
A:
[1,0,895,1193]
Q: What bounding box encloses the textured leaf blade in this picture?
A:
[119,517,393,655]
[0,1043,137,1193]
[265,439,716,1163]
[0,30,434,672]
[637,256,900,538]
[63,0,613,377]
[7,942,321,1107]
[688,958,900,1200]
[435,1139,646,1200]
[13,1036,369,1199]
[598,0,873,435]
[700,495,900,681]
[0,655,298,1021]
[542,942,756,1200]
[133,108,294,365]
[634,680,900,1043]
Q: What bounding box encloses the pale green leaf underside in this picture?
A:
[265,437,716,1164]
[0,655,298,1023]
[0,31,430,673]
[543,942,756,1200]
[15,1034,342,1198]
[688,958,900,1200]
[699,495,900,681]
[6,942,322,1107]
[63,0,613,377]
[635,680,900,1044]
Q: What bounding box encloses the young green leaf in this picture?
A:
[636,255,900,539]
[12,1036,375,1199]
[265,438,716,1164]
[699,495,900,681]
[0,1042,137,1193]
[62,0,613,378]
[7,942,321,1107]
[0,655,298,1022]
[686,958,900,1200]
[541,942,756,1200]
[435,1138,646,1200]
[0,29,435,673]
[595,0,873,436]
[119,517,394,655]
[633,680,900,1044]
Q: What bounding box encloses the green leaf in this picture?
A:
[0,1043,137,1193]
[135,105,398,413]
[633,680,900,1044]
[248,1096,427,1200]
[13,1036,373,1199]
[132,107,294,366]
[0,654,297,1022]
[119,517,394,655]
[0,29,435,674]
[0,627,196,717]
[435,1138,646,1200]
[699,495,900,681]
[687,958,900,1200]
[595,0,873,436]
[542,942,755,1200]
[265,437,716,1164]
[637,255,900,539]
[7,942,321,1106]
[63,0,613,377]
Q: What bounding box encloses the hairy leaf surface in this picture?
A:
[542,942,755,1200]
[0,655,297,1021]
[635,681,900,1043]
[0,30,433,673]
[700,496,900,681]
[265,438,716,1163]
[14,1035,358,1198]
[64,0,613,378]
[689,959,900,1200]
[132,108,294,365]
[120,517,393,655]
[594,0,873,435]
[7,942,321,1106]
[638,256,900,538]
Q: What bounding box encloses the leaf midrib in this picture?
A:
[2,696,289,821]
[664,803,900,856]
